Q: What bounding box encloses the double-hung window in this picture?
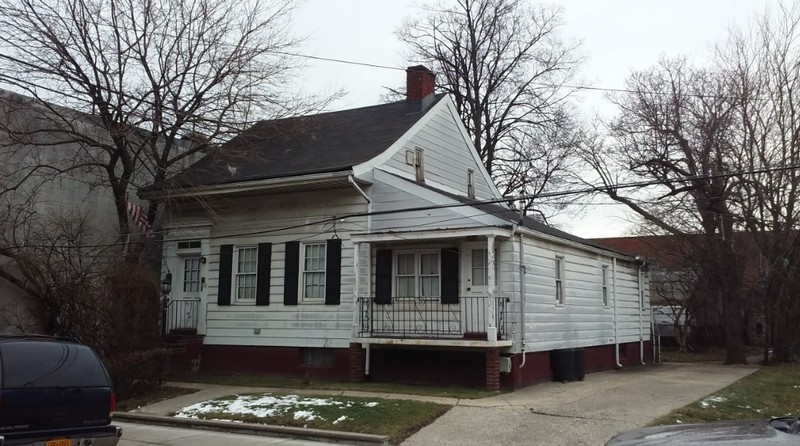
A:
[602,265,609,307]
[555,256,565,305]
[235,247,258,302]
[395,251,440,298]
[302,243,326,301]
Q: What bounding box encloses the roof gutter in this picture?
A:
[348,175,371,203]
[141,171,359,200]
[514,225,636,262]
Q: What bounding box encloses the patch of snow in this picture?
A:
[333,416,348,425]
[174,393,382,421]
[293,410,319,421]
[699,396,727,409]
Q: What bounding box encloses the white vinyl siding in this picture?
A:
[384,101,497,200]
[495,235,650,354]
[193,188,367,348]
[302,243,326,301]
[235,247,257,302]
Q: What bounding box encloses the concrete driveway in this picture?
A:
[402,362,758,446]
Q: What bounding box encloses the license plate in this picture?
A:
[46,439,71,446]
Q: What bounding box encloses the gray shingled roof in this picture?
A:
[168,95,445,188]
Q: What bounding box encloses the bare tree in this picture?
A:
[0,0,331,247]
[397,0,582,211]
[722,4,800,363]
[579,58,747,364]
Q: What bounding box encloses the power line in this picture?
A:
[6,162,800,251]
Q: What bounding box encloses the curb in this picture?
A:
[113,412,389,446]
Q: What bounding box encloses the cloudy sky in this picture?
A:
[290,0,774,238]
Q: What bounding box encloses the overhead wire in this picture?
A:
[5,160,799,251]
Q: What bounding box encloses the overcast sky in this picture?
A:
[290,0,773,238]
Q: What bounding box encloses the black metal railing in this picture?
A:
[166,298,200,333]
[357,296,510,340]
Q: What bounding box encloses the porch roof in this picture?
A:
[350,226,511,243]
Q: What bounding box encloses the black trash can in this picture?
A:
[573,348,585,381]
[550,349,575,382]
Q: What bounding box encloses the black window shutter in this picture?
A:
[284,241,300,305]
[218,244,233,306]
[375,249,392,304]
[441,248,460,304]
[325,239,342,305]
[256,243,272,306]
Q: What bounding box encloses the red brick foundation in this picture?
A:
[349,343,365,382]
[485,348,500,391]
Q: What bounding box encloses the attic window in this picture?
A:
[467,169,475,198]
[177,240,201,250]
[415,147,425,182]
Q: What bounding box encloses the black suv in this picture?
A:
[0,335,121,446]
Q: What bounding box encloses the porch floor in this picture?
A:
[352,337,513,348]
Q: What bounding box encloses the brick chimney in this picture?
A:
[406,65,435,102]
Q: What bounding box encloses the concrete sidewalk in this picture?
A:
[404,362,759,446]
[119,362,758,446]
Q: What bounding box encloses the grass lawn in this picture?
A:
[116,386,199,412]
[659,346,763,363]
[168,372,495,399]
[173,392,450,445]
[651,365,800,426]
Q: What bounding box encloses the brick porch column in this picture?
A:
[486,347,500,391]
[349,343,365,382]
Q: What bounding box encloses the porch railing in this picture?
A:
[357,296,510,340]
[166,298,200,333]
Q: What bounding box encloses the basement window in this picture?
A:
[302,348,334,367]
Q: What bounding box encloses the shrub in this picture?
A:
[104,348,171,400]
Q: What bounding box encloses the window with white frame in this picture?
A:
[467,169,475,198]
[395,251,440,298]
[302,243,326,301]
[472,249,488,286]
[555,256,565,305]
[235,247,258,302]
[602,265,609,307]
[183,257,201,293]
[414,147,425,182]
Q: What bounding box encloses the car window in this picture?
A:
[0,342,109,388]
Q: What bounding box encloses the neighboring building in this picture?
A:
[592,235,764,348]
[0,90,119,333]
[147,67,652,390]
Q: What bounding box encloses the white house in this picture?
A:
[147,67,652,389]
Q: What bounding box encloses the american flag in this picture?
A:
[125,200,154,239]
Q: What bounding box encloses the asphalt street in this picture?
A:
[116,421,333,446]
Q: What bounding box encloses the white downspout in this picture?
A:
[612,258,622,368]
[348,174,371,203]
[518,231,527,368]
[638,267,646,365]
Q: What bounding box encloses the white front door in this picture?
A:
[461,242,491,336]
